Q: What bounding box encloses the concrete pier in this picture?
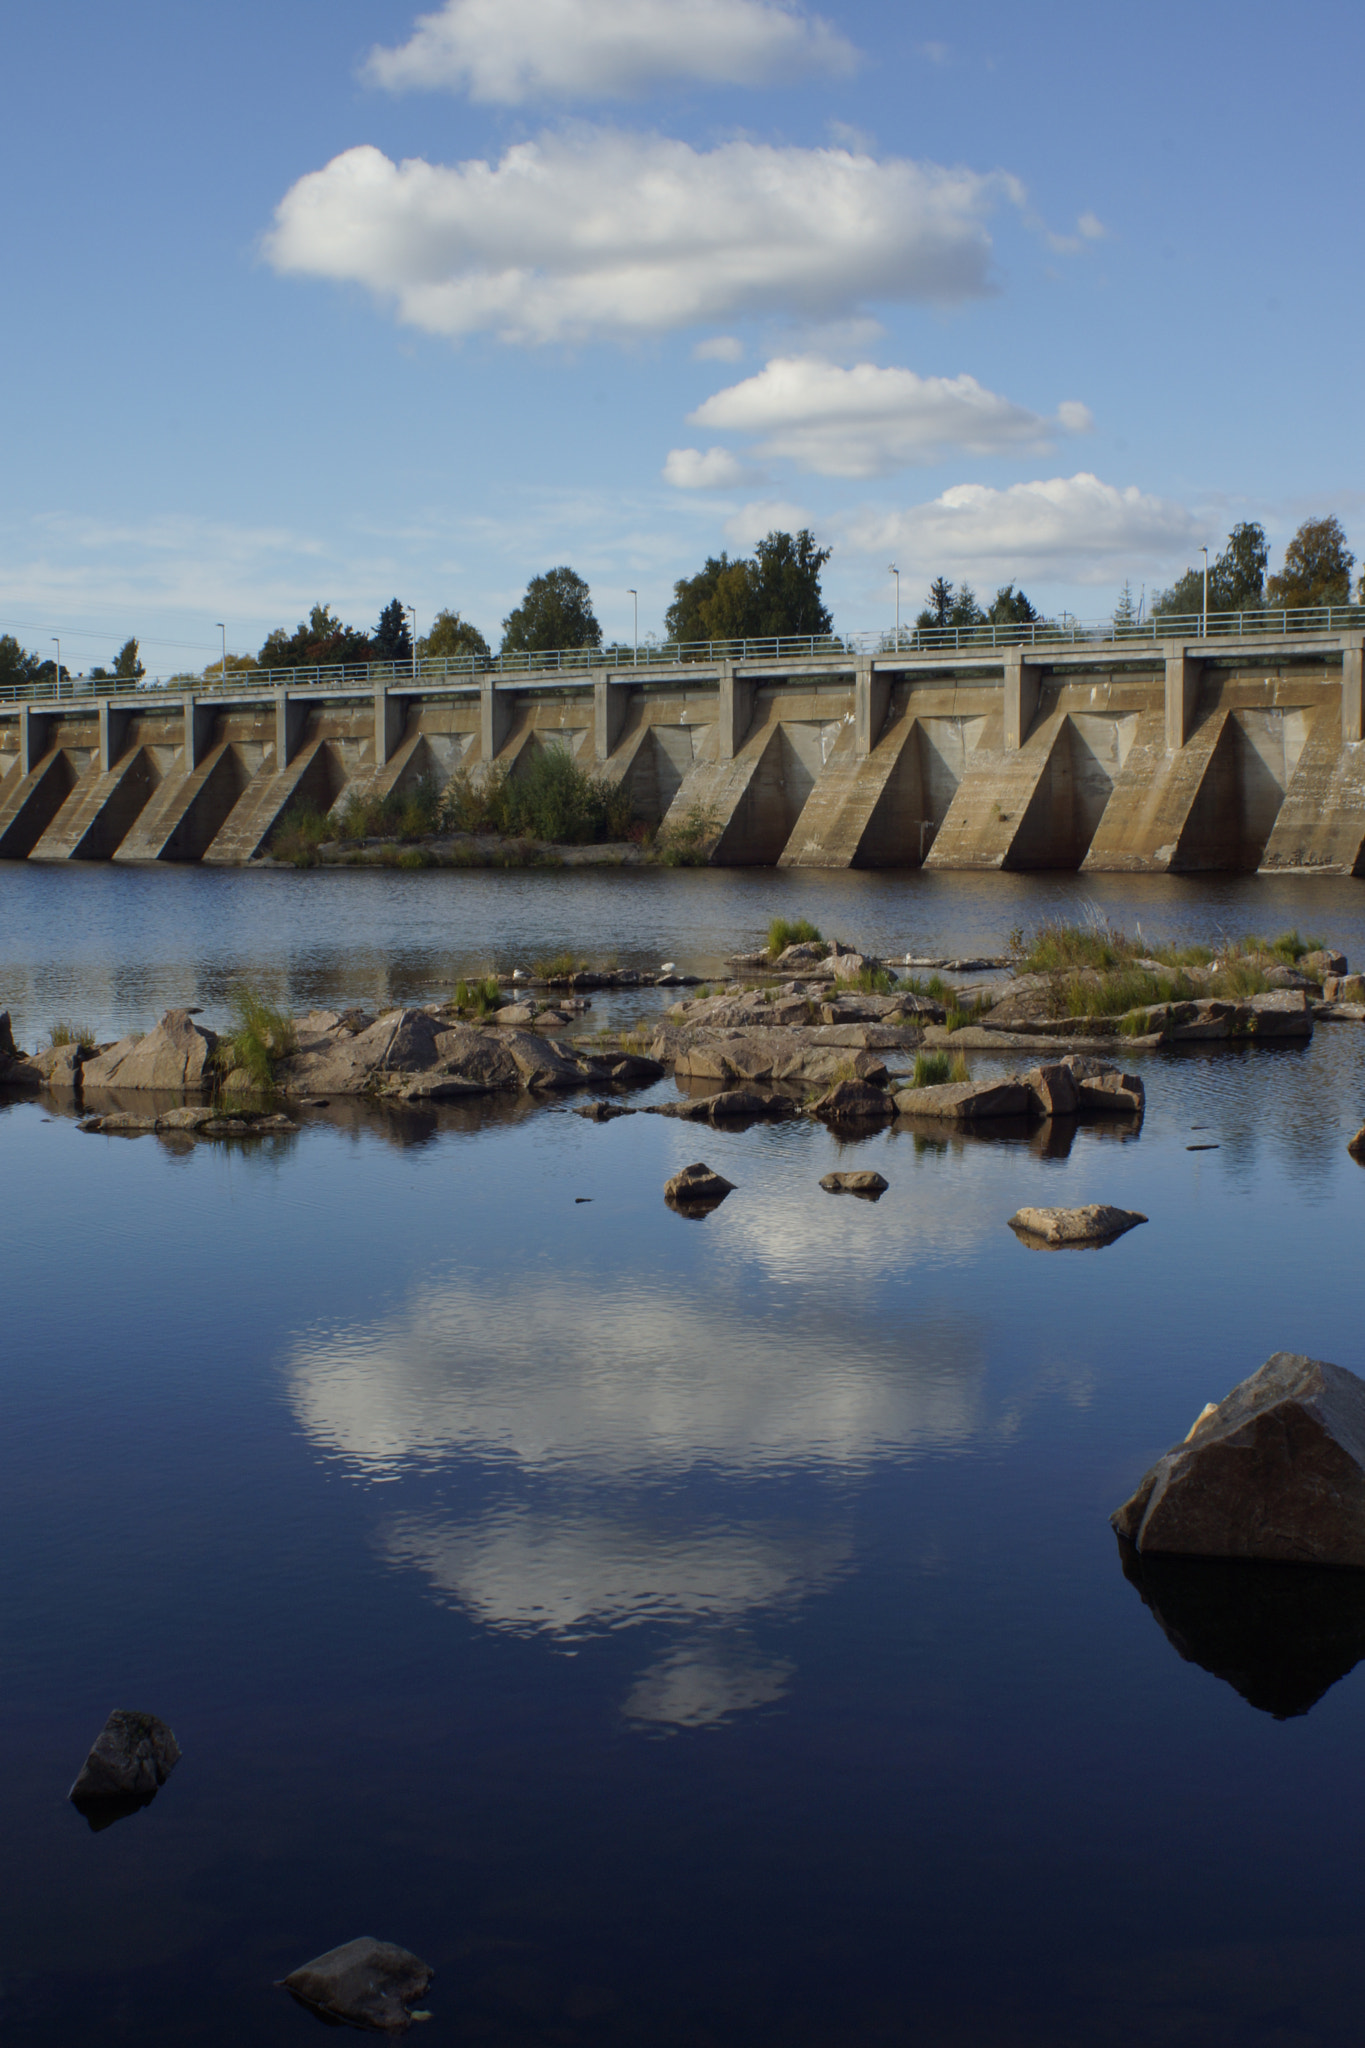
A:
[2,626,1364,871]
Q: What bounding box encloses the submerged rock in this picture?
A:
[1112,1352,1365,1566]
[820,1170,889,1197]
[1008,1204,1147,1247]
[664,1161,734,1211]
[69,1709,180,1813]
[279,1937,433,2033]
[1117,1537,1365,1718]
[575,1101,635,1121]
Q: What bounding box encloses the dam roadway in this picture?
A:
[2,616,1364,872]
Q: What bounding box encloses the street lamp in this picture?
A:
[889,564,900,647]
[216,623,227,686]
[1201,547,1209,639]
[406,605,418,680]
[51,637,60,700]
[627,589,638,661]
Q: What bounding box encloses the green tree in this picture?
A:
[916,577,955,629]
[112,636,145,682]
[501,567,601,654]
[665,530,833,643]
[0,634,43,691]
[1112,582,1138,632]
[418,608,491,662]
[1155,521,1272,620]
[260,602,372,669]
[372,598,413,665]
[989,583,1039,626]
[1266,515,1355,610]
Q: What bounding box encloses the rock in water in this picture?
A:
[1008,1204,1147,1247]
[810,1078,896,1124]
[69,1710,181,1809]
[280,1938,433,2033]
[1348,1123,1365,1163]
[664,1162,734,1211]
[820,1171,888,1197]
[1112,1352,1365,1566]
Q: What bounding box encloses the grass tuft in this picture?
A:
[218,986,296,1092]
[768,916,824,958]
[453,977,503,1018]
[48,1020,97,1049]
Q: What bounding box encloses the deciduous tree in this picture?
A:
[259,603,373,669]
[501,567,601,654]
[1266,515,1354,610]
[419,608,491,661]
[0,634,42,690]
[665,530,832,643]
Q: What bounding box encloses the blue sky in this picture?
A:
[2,0,1361,676]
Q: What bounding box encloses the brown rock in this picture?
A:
[69,1710,180,1806]
[1008,1203,1146,1247]
[80,1010,218,1092]
[575,1101,635,1121]
[1301,949,1348,981]
[664,1161,734,1210]
[1349,1123,1365,1162]
[811,1078,896,1124]
[1112,1353,1365,1566]
[280,1938,433,2034]
[1325,974,1365,1004]
[1022,1062,1081,1117]
[892,1077,1033,1121]
[671,1026,888,1089]
[820,1170,889,1197]
[29,1042,95,1089]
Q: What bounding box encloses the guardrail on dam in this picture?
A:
[2,619,1364,871]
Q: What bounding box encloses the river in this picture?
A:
[3,864,1365,2045]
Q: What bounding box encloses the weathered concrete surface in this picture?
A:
[1113,1353,1365,1566]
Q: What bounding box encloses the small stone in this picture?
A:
[69,1709,180,1808]
[664,1161,734,1210]
[575,1101,635,1121]
[279,1937,433,2033]
[1008,1204,1147,1248]
[820,1171,888,1197]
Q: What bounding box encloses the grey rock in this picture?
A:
[1300,949,1348,981]
[892,1077,1033,1121]
[667,1026,887,1088]
[575,1101,635,1121]
[1112,1353,1365,1567]
[29,1042,96,1090]
[1008,1203,1147,1247]
[1021,1062,1080,1117]
[279,1937,433,2034]
[664,1161,735,1209]
[811,1077,896,1124]
[1324,974,1365,1004]
[69,1709,181,1805]
[820,1170,889,1197]
[80,1010,218,1092]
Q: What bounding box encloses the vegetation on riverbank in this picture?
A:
[217,986,296,1090]
[768,916,823,958]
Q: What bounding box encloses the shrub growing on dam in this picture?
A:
[443,752,633,845]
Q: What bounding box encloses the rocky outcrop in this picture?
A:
[892,1076,1033,1121]
[1008,1204,1147,1247]
[660,1026,889,1089]
[28,1042,98,1089]
[80,1106,297,1139]
[1301,949,1348,981]
[280,1938,433,2034]
[81,1010,218,1091]
[1112,1353,1365,1566]
[70,1710,180,1807]
[656,1088,789,1123]
[0,1011,43,1091]
[1021,1062,1080,1117]
[820,1170,888,1197]
[664,1161,734,1211]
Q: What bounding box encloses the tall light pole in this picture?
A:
[627,589,638,661]
[1201,547,1209,638]
[889,564,900,647]
[216,623,226,686]
[406,605,417,680]
[51,637,61,700]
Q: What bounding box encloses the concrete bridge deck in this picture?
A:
[2,625,1363,872]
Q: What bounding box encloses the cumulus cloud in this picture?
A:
[264,133,1012,346]
[662,446,756,489]
[688,355,1093,478]
[366,0,857,102]
[839,473,1202,585]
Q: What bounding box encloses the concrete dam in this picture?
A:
[2,623,1365,872]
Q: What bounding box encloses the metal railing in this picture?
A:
[3,604,1364,708]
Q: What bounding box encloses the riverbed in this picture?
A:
[4,866,1365,2045]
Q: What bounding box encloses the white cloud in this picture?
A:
[264,133,1012,346]
[1078,211,1106,240]
[839,473,1202,585]
[366,0,858,102]
[663,446,756,490]
[693,334,744,363]
[689,355,1093,478]
[723,498,813,547]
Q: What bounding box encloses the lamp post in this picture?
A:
[51,637,60,700]
[1201,547,1209,639]
[406,605,417,680]
[627,589,638,662]
[216,623,226,686]
[889,564,900,647]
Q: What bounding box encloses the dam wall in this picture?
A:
[2,628,1364,872]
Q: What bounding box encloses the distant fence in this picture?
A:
[4,604,1364,707]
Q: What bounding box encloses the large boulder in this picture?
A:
[668,1027,887,1089]
[0,1013,43,1091]
[69,1709,180,1807]
[810,1078,896,1124]
[1022,1062,1080,1117]
[1009,1204,1147,1247]
[1301,949,1348,981]
[1112,1353,1365,1566]
[29,1042,97,1090]
[1059,1055,1145,1115]
[280,1938,432,2033]
[80,1010,218,1092]
[892,1077,1032,1121]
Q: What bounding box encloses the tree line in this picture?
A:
[3,513,1360,698]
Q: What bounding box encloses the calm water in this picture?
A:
[4,865,1365,2045]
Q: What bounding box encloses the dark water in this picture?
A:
[4,867,1365,2045]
